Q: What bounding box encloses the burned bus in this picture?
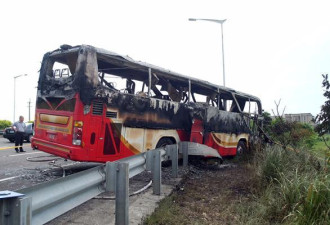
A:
[31,44,263,162]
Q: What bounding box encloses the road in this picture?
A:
[0,137,99,191]
[0,136,182,224]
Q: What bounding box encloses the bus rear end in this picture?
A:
[32,95,89,161]
[31,45,103,162]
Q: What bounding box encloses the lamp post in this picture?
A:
[189,18,227,87]
[13,74,27,123]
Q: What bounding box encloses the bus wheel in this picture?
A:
[156,138,174,149]
[236,141,247,156]
[156,138,175,167]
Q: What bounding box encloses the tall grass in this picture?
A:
[244,145,330,224]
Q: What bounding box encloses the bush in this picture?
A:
[269,119,318,149]
[251,146,329,224]
[0,120,12,129]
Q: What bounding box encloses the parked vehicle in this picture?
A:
[3,123,34,142]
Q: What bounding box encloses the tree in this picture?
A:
[0,120,12,129]
[315,74,330,166]
[262,111,272,133]
[315,74,330,136]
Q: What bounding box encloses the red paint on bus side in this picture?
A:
[203,132,237,157]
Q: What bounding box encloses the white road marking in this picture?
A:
[0,176,19,182]
[8,152,44,157]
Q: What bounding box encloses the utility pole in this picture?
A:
[27,99,32,121]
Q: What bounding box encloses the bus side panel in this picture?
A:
[144,129,181,150]
[123,127,145,154]
[204,132,249,156]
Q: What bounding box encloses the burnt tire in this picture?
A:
[236,140,247,156]
[156,138,174,148]
[156,138,175,167]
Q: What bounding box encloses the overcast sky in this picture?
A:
[0,0,329,122]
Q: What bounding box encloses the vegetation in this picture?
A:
[315,74,330,136]
[269,118,318,149]
[0,119,12,129]
[144,145,329,225]
[243,146,329,225]
[314,74,330,164]
[262,111,273,133]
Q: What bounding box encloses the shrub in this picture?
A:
[269,119,318,149]
[0,120,12,129]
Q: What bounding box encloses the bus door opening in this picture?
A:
[190,119,204,144]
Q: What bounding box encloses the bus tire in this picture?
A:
[236,140,247,156]
[156,137,175,167]
[156,137,174,148]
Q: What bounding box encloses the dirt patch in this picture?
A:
[144,160,259,225]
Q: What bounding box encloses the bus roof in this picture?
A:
[49,44,261,103]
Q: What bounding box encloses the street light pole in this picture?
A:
[188,18,227,87]
[220,21,226,87]
[13,74,27,123]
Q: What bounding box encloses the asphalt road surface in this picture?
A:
[0,136,186,224]
[0,137,99,191]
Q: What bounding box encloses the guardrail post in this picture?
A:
[105,162,117,192]
[152,149,162,195]
[145,150,153,171]
[115,162,129,225]
[181,142,189,167]
[171,144,179,178]
[0,191,31,225]
[166,145,178,178]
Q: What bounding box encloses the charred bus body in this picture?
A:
[32,45,263,162]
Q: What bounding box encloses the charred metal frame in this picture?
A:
[36,44,264,146]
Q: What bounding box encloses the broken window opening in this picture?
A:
[45,52,78,80]
[242,100,259,116]
[51,62,73,78]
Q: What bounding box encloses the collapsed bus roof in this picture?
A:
[49,44,261,103]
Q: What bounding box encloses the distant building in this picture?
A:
[283,113,314,125]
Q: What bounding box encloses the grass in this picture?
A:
[311,134,330,161]
[239,146,330,225]
[143,144,329,225]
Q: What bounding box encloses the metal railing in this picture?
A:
[0,143,189,225]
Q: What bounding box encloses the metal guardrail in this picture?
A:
[0,143,189,225]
